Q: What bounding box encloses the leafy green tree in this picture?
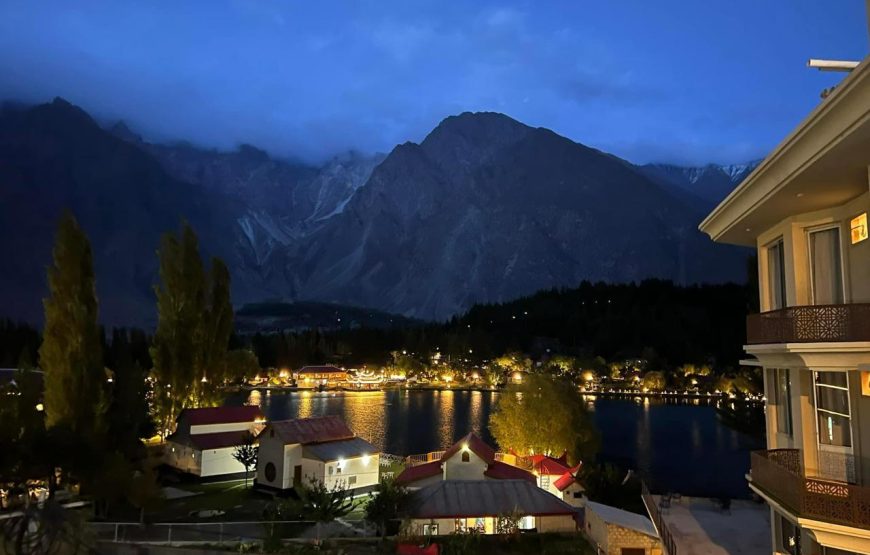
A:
[297,478,354,544]
[195,258,233,404]
[489,373,599,463]
[150,222,206,435]
[39,212,106,438]
[106,329,155,456]
[150,223,233,432]
[225,349,261,383]
[232,433,258,488]
[364,477,412,537]
[641,371,666,391]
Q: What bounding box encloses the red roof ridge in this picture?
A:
[396,461,442,484]
[440,432,496,464]
[483,460,536,483]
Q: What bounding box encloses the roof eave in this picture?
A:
[700,55,870,246]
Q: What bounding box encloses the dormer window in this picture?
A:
[461,452,470,462]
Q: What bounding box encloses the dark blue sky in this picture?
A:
[1,1,866,165]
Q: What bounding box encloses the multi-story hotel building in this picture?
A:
[700,49,870,553]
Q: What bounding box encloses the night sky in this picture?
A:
[0,1,866,165]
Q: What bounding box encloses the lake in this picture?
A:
[226,389,764,499]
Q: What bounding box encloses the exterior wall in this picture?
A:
[584,508,660,555]
[256,433,302,490]
[165,441,202,476]
[189,422,254,435]
[536,515,577,533]
[443,449,488,480]
[321,454,380,491]
[561,483,586,507]
[199,447,247,477]
[408,514,573,535]
[755,191,869,311]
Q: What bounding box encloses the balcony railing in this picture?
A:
[750,449,870,529]
[746,304,870,344]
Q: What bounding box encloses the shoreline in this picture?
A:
[237,384,762,402]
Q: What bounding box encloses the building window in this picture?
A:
[264,462,276,483]
[461,451,470,462]
[767,238,787,310]
[328,466,334,476]
[815,372,851,448]
[348,476,357,485]
[774,369,792,436]
[518,516,535,530]
[454,519,466,532]
[808,227,844,305]
[423,524,438,536]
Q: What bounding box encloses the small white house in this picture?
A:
[255,415,379,494]
[165,406,265,479]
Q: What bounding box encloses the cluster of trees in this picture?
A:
[0,213,260,549]
[1,214,163,540]
[246,280,751,372]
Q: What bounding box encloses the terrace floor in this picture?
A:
[652,495,770,554]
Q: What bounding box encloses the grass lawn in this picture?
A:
[155,480,272,521]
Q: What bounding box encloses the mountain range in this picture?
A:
[0,98,753,326]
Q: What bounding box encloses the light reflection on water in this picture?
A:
[230,389,763,498]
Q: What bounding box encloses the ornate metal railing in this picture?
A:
[746,304,870,344]
[750,449,870,529]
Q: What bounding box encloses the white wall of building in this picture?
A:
[443,449,488,480]
[199,447,247,477]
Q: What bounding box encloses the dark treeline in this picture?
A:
[250,280,752,371]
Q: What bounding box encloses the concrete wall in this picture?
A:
[584,508,660,555]
[443,449,488,480]
[165,441,201,476]
[188,422,253,435]
[321,454,380,491]
[199,447,247,477]
[256,432,300,490]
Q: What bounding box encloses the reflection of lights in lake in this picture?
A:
[247,390,262,407]
[437,389,455,449]
[470,391,482,435]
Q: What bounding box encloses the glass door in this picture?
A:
[813,371,855,482]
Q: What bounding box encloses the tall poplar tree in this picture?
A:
[150,223,233,433]
[39,212,105,437]
[150,223,206,435]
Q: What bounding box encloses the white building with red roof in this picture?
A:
[255,415,379,494]
[164,406,265,479]
[396,433,537,489]
[528,453,586,507]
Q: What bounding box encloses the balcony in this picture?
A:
[750,449,870,529]
[746,304,870,345]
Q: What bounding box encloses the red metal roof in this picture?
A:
[483,460,536,483]
[179,406,264,425]
[396,461,442,484]
[554,464,583,492]
[530,454,572,476]
[441,432,495,464]
[268,416,354,445]
[297,365,346,374]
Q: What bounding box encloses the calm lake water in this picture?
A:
[226,389,764,498]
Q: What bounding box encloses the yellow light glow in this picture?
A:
[35,403,43,412]
[851,213,868,244]
[362,454,371,466]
